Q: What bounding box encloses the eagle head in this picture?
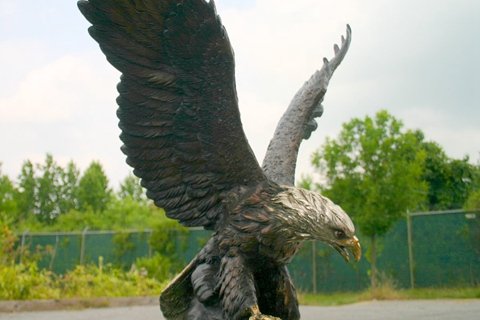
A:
[274,187,361,262]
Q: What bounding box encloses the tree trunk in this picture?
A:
[370,234,377,289]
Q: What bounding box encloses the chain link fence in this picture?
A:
[17,210,479,292]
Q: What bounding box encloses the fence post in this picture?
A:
[49,235,59,270]
[406,212,415,289]
[80,227,89,265]
[312,241,317,294]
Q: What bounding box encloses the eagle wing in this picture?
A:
[262,25,351,186]
[78,0,266,229]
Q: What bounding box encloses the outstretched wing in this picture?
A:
[78,0,265,229]
[262,25,352,186]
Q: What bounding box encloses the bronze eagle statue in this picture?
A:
[78,1,360,319]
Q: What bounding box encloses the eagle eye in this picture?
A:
[334,230,346,239]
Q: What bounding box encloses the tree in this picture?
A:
[35,154,65,222]
[58,161,80,213]
[16,160,37,221]
[77,161,112,212]
[0,164,19,225]
[422,141,480,210]
[310,110,427,287]
[118,174,146,203]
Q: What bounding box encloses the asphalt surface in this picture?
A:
[1,300,479,320]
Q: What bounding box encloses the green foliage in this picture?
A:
[0,263,59,300]
[0,154,183,300]
[0,154,170,233]
[312,110,427,237]
[304,110,480,288]
[135,253,174,282]
[0,223,164,300]
[148,219,188,271]
[118,174,146,203]
[0,224,57,299]
[35,154,65,223]
[58,161,80,214]
[132,220,189,282]
[0,262,164,300]
[464,189,480,211]
[422,141,480,210]
[308,110,427,288]
[149,220,187,255]
[18,198,167,232]
[463,190,480,256]
[0,165,19,225]
[112,231,136,267]
[0,224,17,265]
[101,197,164,230]
[58,263,163,298]
[10,156,80,225]
[16,160,36,220]
[77,161,112,212]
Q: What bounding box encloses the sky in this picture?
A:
[0,0,478,188]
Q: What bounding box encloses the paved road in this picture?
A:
[1,300,479,320]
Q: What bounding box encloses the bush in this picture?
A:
[149,220,188,270]
[0,223,165,300]
[464,189,480,211]
[0,260,165,300]
[0,263,59,300]
[59,262,164,298]
[135,253,174,282]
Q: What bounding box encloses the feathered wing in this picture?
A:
[78,0,266,229]
[262,25,352,186]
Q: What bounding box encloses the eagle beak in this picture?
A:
[350,236,362,262]
[333,236,361,263]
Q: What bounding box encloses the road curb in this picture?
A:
[0,296,159,313]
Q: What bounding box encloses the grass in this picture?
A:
[299,273,480,306]
[299,286,480,306]
[402,287,480,300]
[299,291,363,306]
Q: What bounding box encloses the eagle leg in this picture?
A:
[217,251,282,320]
[191,263,219,304]
[256,265,300,320]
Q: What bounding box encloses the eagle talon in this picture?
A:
[248,305,282,320]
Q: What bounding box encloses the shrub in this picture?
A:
[135,253,174,282]
[59,263,163,298]
[149,220,188,271]
[0,263,60,300]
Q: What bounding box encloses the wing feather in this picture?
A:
[79,0,265,229]
[262,25,352,186]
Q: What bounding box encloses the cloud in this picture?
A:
[0,55,117,123]
[217,1,360,165]
[0,2,16,18]
[1,0,478,187]
[215,0,480,177]
[396,107,480,160]
[0,52,130,185]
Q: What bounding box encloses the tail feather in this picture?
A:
[160,258,197,319]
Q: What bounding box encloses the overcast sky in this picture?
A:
[0,0,478,187]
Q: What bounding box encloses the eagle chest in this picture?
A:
[258,235,302,265]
